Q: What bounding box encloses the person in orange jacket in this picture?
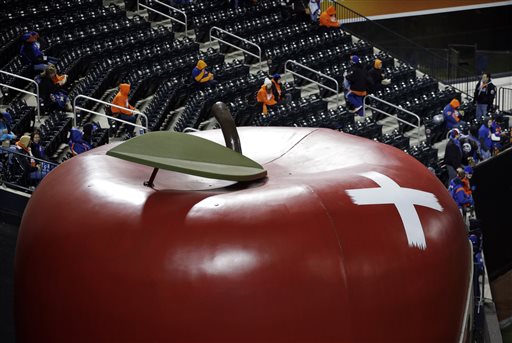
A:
[257,78,277,117]
[111,83,138,138]
[319,5,341,28]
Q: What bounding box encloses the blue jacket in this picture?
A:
[449,178,473,208]
[19,42,44,66]
[478,124,492,151]
[69,128,92,156]
[443,104,461,129]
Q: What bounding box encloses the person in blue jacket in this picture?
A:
[69,127,92,156]
[443,98,463,130]
[449,177,474,209]
[478,117,494,159]
[19,31,59,72]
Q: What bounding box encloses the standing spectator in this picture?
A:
[367,59,391,94]
[19,31,59,72]
[443,99,463,130]
[257,78,277,117]
[0,112,16,143]
[271,73,285,102]
[29,130,47,161]
[462,166,474,195]
[478,117,495,160]
[345,55,369,116]
[111,83,138,139]
[192,60,217,86]
[473,72,496,120]
[444,128,463,182]
[308,0,321,22]
[37,64,71,112]
[460,125,482,164]
[319,5,341,28]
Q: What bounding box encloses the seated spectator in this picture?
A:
[257,78,277,117]
[30,130,47,160]
[0,112,16,143]
[192,60,217,86]
[473,72,496,120]
[319,5,341,28]
[37,64,71,112]
[444,129,462,182]
[111,83,138,139]
[19,31,59,72]
[308,0,321,22]
[367,59,391,94]
[443,99,464,130]
[345,55,368,116]
[14,135,44,185]
[271,74,285,102]
[69,127,92,156]
[462,166,474,195]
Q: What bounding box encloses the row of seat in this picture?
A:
[37,110,72,158]
[3,99,35,137]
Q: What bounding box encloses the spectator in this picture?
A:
[449,176,474,209]
[0,112,16,143]
[111,83,138,139]
[14,135,43,185]
[345,55,369,117]
[308,0,321,22]
[257,78,277,117]
[443,98,463,130]
[319,5,341,28]
[473,72,496,120]
[367,59,391,94]
[19,31,59,72]
[460,125,482,164]
[69,127,92,156]
[462,166,474,195]
[192,60,217,86]
[444,128,462,182]
[478,117,498,159]
[29,130,47,160]
[271,73,284,102]
[37,64,71,112]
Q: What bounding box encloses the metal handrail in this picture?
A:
[363,94,422,142]
[73,94,149,132]
[0,70,40,122]
[0,145,59,193]
[497,86,512,112]
[209,26,262,72]
[137,0,188,37]
[284,60,340,107]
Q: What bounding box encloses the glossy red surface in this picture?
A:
[16,127,471,342]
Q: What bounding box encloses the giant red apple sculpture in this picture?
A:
[16,126,471,342]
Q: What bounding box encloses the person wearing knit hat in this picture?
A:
[271,73,284,102]
[19,31,59,72]
[257,78,278,117]
[345,55,369,116]
[367,58,391,93]
[319,5,341,28]
[443,98,464,130]
[444,128,463,183]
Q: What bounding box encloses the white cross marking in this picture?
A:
[346,172,443,250]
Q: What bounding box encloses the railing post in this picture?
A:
[0,70,41,122]
[73,94,149,132]
[209,26,262,72]
[284,60,340,108]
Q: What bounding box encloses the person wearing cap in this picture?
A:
[19,31,59,72]
[191,60,216,86]
[473,72,496,120]
[319,5,341,28]
[444,128,463,182]
[111,83,139,139]
[257,78,277,117]
[345,55,369,116]
[443,99,463,130]
[367,59,391,94]
[14,135,44,185]
[271,74,284,102]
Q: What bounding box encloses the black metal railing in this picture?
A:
[326,1,476,94]
[497,87,512,112]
